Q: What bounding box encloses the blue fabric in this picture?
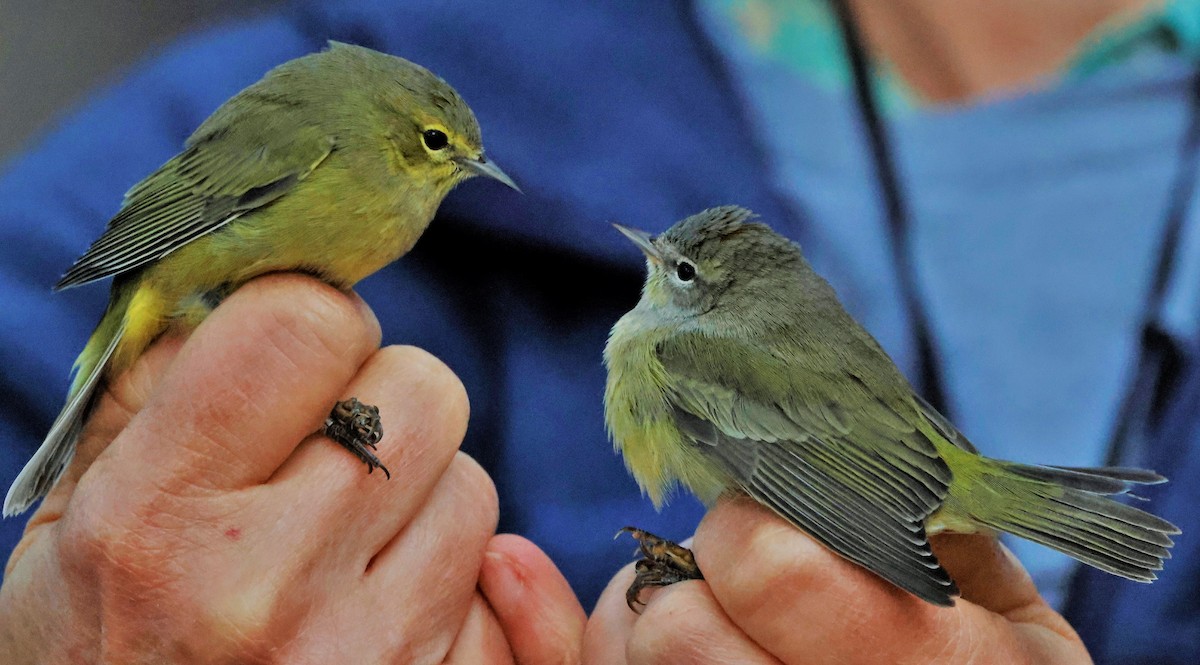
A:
[1066,341,1200,664]
[0,1,1196,661]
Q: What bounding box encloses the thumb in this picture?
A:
[480,534,585,665]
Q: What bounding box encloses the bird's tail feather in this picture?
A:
[3,306,128,517]
[977,462,1179,582]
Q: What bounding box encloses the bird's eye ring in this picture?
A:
[422,129,449,151]
[676,261,696,282]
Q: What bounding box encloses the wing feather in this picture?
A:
[56,96,334,289]
[660,333,959,605]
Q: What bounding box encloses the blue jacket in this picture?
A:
[1,2,1196,661]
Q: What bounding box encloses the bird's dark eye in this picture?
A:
[422,129,449,151]
[676,261,696,282]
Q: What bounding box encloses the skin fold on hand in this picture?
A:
[584,496,1093,665]
[0,274,583,665]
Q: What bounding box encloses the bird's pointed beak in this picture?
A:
[613,224,663,263]
[458,154,521,193]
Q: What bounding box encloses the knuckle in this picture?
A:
[446,452,500,533]
[386,345,471,430]
[708,515,832,618]
[55,484,296,657]
[627,585,714,664]
[57,489,177,596]
[200,589,293,659]
[252,276,376,372]
[58,482,125,558]
[396,346,469,403]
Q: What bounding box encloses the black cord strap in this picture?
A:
[1104,69,1200,464]
[829,0,949,413]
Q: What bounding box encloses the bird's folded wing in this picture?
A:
[658,333,960,605]
[56,97,335,289]
[913,392,978,454]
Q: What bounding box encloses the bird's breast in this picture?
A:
[604,313,694,507]
[245,160,437,286]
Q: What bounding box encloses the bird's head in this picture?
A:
[615,206,805,321]
[324,42,519,196]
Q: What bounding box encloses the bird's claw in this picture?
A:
[323,397,390,479]
[618,526,704,613]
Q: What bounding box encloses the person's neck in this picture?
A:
[845,0,1162,103]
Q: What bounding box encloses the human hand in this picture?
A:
[584,496,1092,664]
[0,274,583,664]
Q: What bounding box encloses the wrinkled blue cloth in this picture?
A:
[0,2,1197,662]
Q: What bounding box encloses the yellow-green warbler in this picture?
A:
[4,42,516,516]
[605,206,1178,606]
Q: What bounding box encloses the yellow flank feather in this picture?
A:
[69,284,135,398]
[110,284,169,376]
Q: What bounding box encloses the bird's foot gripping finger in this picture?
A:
[323,397,391,479]
[618,526,704,613]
